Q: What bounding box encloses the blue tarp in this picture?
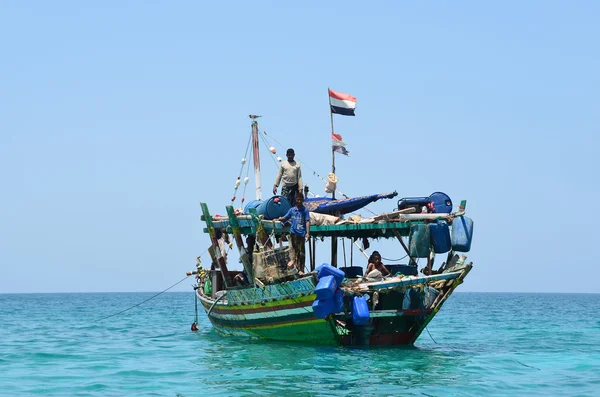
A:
[304,192,398,215]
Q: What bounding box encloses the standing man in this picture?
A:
[273,148,303,205]
[276,193,310,272]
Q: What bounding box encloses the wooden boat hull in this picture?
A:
[198,292,338,345]
[196,267,471,346]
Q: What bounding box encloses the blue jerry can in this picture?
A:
[333,289,344,313]
[317,264,345,287]
[312,298,334,319]
[451,216,474,252]
[430,220,451,253]
[352,296,370,325]
[315,275,337,300]
[409,224,430,258]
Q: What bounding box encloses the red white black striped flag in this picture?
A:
[329,89,357,116]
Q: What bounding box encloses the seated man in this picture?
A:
[365,251,391,279]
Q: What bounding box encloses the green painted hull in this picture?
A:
[196,268,472,346]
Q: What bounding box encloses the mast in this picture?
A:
[250,115,262,200]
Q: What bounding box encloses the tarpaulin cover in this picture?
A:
[304,192,398,215]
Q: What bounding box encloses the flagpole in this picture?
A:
[328,87,338,267]
[328,88,336,200]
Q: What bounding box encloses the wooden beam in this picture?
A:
[248,207,269,247]
[226,205,254,283]
[200,202,231,287]
[383,214,418,266]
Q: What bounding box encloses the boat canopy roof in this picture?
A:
[203,216,418,238]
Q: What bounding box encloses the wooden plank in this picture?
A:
[200,202,231,287]
[373,207,416,221]
[311,237,316,271]
[379,213,418,267]
[226,205,255,283]
[248,208,270,247]
[358,271,461,291]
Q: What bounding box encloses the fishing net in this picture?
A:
[252,246,296,283]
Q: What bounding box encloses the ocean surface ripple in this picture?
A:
[1,292,599,396]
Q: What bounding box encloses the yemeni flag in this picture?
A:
[329,89,357,116]
[332,133,350,156]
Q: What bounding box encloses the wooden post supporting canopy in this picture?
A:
[226,205,254,283]
[200,202,231,287]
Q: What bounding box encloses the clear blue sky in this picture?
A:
[1,2,598,293]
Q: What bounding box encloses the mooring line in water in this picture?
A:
[426,327,439,344]
[515,359,540,370]
[93,275,190,322]
[206,293,227,316]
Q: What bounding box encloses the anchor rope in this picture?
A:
[194,288,198,323]
[426,326,438,344]
[93,275,190,322]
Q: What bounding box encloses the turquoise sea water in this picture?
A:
[1,292,599,396]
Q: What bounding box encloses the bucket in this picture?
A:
[244,200,263,214]
[256,195,291,220]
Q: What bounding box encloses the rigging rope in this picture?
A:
[261,130,349,199]
[258,129,281,170]
[231,133,252,205]
[381,254,409,263]
[240,150,252,205]
[93,275,190,322]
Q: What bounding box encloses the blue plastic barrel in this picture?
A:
[430,220,452,253]
[451,216,474,252]
[429,192,453,213]
[256,195,291,220]
[244,200,263,214]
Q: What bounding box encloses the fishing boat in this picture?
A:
[188,97,474,346]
